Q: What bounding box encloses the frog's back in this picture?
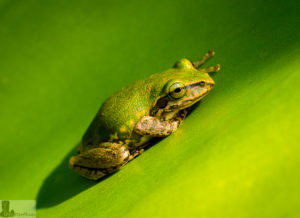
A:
[81,67,194,148]
[82,77,160,148]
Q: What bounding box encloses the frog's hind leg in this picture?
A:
[193,50,216,67]
[69,142,130,180]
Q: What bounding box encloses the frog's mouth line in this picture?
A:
[164,88,210,112]
[181,89,209,107]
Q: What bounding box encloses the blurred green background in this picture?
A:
[0,0,299,217]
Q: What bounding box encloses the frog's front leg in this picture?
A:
[134,114,185,137]
[69,142,130,180]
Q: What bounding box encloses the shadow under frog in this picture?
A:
[36,143,96,209]
[36,138,162,209]
[36,103,201,209]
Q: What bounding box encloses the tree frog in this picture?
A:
[69,51,220,180]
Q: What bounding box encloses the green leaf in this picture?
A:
[0,0,299,217]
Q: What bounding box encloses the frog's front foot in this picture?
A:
[69,142,130,180]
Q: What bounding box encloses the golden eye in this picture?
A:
[169,82,186,99]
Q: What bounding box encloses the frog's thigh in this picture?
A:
[69,142,130,180]
[134,116,179,137]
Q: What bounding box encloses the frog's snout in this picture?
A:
[208,82,214,88]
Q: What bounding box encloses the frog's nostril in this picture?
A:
[209,83,214,88]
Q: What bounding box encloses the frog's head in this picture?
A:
[151,56,220,119]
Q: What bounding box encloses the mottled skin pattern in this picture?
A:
[69,51,220,180]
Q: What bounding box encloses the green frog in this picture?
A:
[69,50,220,180]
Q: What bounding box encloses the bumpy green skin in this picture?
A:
[69,53,219,180]
[82,59,213,150]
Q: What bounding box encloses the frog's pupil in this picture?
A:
[174,87,181,93]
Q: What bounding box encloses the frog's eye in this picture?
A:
[199,81,206,87]
[169,82,186,99]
